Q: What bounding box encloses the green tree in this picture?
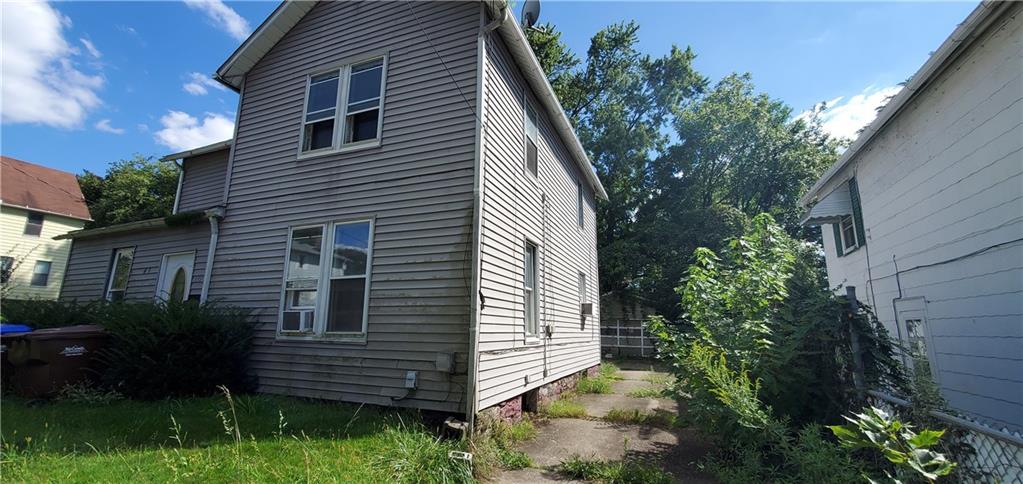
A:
[78,155,179,228]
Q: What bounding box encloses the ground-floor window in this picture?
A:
[106,248,134,300]
[523,241,539,337]
[279,220,374,339]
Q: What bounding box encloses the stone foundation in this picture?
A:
[480,364,601,422]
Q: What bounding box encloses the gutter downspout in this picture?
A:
[465,3,504,431]
[172,161,184,214]
[200,207,224,303]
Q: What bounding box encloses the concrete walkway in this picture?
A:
[493,363,715,483]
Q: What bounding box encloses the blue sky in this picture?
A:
[1,1,977,175]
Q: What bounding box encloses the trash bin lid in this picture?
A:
[24,324,105,340]
[0,323,33,335]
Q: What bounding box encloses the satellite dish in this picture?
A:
[521,0,541,28]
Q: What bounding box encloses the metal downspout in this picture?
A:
[200,207,223,303]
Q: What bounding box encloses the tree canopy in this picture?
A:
[527,23,841,318]
[78,155,179,229]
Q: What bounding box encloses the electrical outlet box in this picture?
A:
[435,352,454,373]
[405,371,417,389]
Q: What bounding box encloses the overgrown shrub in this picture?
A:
[0,298,107,328]
[97,300,254,399]
[648,214,911,480]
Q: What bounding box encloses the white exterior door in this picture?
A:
[157,252,195,302]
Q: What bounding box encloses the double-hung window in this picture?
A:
[24,211,43,236]
[106,247,134,301]
[523,242,539,337]
[300,57,387,155]
[524,103,538,177]
[279,220,374,339]
[0,257,13,284]
[30,261,51,286]
[838,215,858,254]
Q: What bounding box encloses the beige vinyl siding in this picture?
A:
[0,205,85,300]
[475,33,600,410]
[60,224,210,302]
[207,1,479,413]
[177,150,229,213]
[820,4,1022,432]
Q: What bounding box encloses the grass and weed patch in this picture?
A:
[625,387,669,398]
[577,376,613,394]
[603,408,680,429]
[541,398,587,419]
[558,455,673,484]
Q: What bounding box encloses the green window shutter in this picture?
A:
[848,178,866,247]
[832,223,844,257]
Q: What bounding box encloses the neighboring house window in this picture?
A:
[24,211,44,236]
[279,220,375,338]
[0,257,13,284]
[524,103,538,177]
[905,318,934,380]
[832,178,866,257]
[523,242,539,337]
[281,226,325,333]
[577,182,584,229]
[106,247,135,301]
[30,261,51,286]
[300,56,387,154]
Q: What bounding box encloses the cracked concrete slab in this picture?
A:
[576,393,678,418]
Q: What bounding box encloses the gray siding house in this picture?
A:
[59,0,606,420]
[800,1,1022,433]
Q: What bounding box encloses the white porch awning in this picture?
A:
[801,182,853,226]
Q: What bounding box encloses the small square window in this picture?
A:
[24,211,44,236]
[30,260,51,286]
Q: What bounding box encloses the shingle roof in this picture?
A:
[1,156,92,221]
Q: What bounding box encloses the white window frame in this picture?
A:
[278,224,328,336]
[296,54,388,160]
[839,214,858,254]
[577,182,585,229]
[523,100,539,178]
[30,260,51,287]
[105,247,135,301]
[523,240,540,340]
[323,218,375,338]
[277,219,375,341]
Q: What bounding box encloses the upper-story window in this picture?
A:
[577,182,584,229]
[30,261,51,286]
[24,211,44,236]
[300,57,387,155]
[524,103,538,177]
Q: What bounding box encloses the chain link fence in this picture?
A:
[868,390,1023,483]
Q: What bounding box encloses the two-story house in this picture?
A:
[1,156,91,300]
[59,0,607,422]
[800,1,1021,433]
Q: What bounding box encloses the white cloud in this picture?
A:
[94,118,124,134]
[182,72,226,96]
[137,123,149,132]
[0,1,104,128]
[800,85,903,141]
[182,0,251,41]
[154,110,234,151]
[79,37,101,58]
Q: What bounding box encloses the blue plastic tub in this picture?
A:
[0,324,33,335]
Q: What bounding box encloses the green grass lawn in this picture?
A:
[1,393,472,483]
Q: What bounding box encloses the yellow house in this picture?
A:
[1,156,91,300]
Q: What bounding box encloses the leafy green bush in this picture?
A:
[0,298,107,329]
[97,300,254,399]
[830,406,955,482]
